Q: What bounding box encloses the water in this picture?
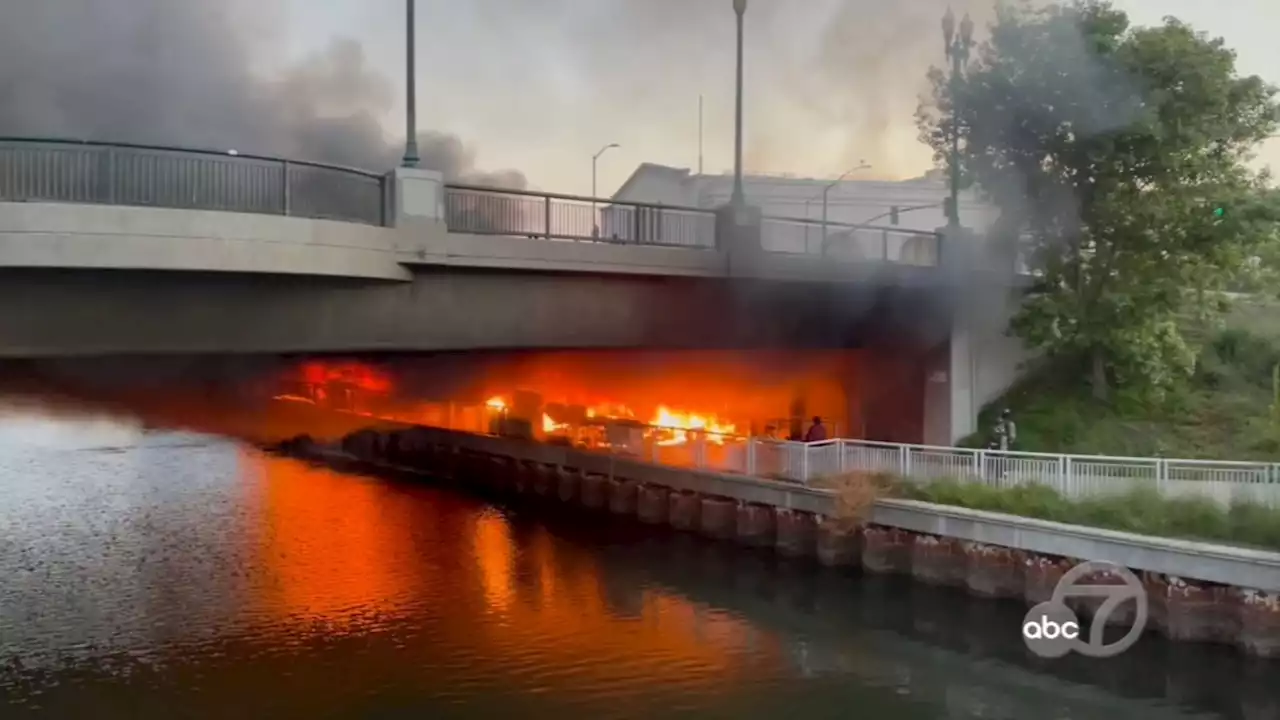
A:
[0,400,1276,719]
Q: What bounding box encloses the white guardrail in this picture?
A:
[310,398,1280,509]
[780,439,1280,508]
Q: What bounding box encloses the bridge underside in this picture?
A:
[0,267,973,445]
[0,268,957,357]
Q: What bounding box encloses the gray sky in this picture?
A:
[4,1,1275,195]
[274,0,1280,195]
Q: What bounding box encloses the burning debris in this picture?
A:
[269,350,866,468]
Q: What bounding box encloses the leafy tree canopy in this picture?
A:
[918,0,1279,401]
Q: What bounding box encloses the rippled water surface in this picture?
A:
[1,400,1276,719]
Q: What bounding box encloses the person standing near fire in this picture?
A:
[804,416,828,442]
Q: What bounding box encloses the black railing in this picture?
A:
[760,215,942,265]
[0,137,386,226]
[444,184,717,248]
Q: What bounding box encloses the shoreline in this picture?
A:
[272,421,1280,660]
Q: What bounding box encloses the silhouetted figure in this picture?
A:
[994,408,1017,451]
[804,416,828,442]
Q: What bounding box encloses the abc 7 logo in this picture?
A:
[1022,561,1148,659]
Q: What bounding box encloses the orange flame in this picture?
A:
[648,405,736,445]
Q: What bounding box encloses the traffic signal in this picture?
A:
[890,206,900,225]
[1213,206,1226,218]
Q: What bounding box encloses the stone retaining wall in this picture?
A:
[277,425,1280,659]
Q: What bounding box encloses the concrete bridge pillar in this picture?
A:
[385,166,448,257]
[922,226,1031,445]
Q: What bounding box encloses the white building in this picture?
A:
[609,163,997,234]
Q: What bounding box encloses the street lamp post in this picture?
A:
[820,161,871,242]
[591,143,620,237]
[942,8,974,228]
[402,0,420,168]
[730,0,747,208]
[591,143,620,199]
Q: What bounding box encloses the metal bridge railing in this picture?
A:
[445,184,717,248]
[760,215,941,265]
[0,137,387,226]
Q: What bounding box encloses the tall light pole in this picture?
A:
[401,0,420,168]
[942,8,974,228]
[591,143,620,199]
[730,0,748,208]
[820,161,872,240]
[592,143,620,237]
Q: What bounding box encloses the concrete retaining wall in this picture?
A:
[277,423,1280,658]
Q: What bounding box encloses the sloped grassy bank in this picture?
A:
[963,301,1280,460]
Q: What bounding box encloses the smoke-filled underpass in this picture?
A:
[0,347,935,447]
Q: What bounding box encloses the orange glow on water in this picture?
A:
[246,451,779,689]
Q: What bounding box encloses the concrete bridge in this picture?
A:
[0,137,1029,444]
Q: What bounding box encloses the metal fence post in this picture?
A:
[380,175,389,226]
[544,195,552,239]
[838,439,848,474]
[746,437,757,476]
[974,449,984,480]
[1063,456,1073,497]
[898,445,909,477]
[104,147,117,204]
[801,443,810,484]
[633,206,642,244]
[281,160,291,216]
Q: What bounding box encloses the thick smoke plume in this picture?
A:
[490,0,1031,179]
[0,0,525,187]
[0,0,1036,185]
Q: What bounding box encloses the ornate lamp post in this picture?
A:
[402,0,420,168]
[942,8,974,228]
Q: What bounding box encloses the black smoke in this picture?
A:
[0,0,525,187]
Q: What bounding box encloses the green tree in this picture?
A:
[1232,189,1280,297]
[918,1,1278,401]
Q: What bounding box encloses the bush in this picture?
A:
[817,472,897,533]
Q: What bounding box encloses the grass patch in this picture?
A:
[961,298,1280,459]
[892,477,1280,552]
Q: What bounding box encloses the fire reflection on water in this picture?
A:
[247,451,778,690]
